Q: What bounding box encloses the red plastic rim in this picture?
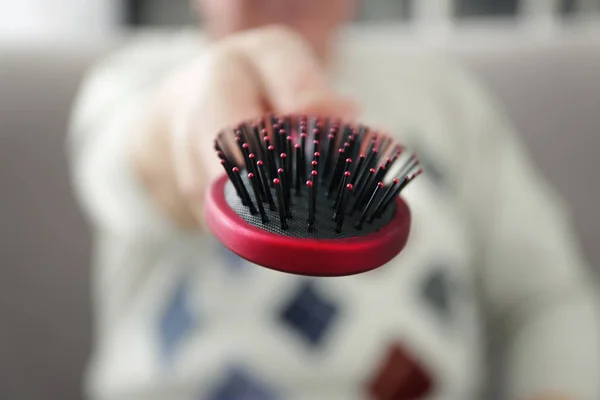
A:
[205,174,411,277]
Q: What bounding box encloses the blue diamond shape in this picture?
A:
[206,367,278,400]
[279,280,339,346]
[158,279,196,365]
[421,268,453,320]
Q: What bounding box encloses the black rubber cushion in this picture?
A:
[224,176,396,239]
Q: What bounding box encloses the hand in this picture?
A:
[129,25,357,229]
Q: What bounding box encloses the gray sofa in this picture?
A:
[1,32,599,400]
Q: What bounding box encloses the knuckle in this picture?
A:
[259,24,308,49]
[259,24,301,42]
[203,44,239,70]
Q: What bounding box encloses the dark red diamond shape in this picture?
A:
[367,343,434,400]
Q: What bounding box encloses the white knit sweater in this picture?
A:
[68,30,599,400]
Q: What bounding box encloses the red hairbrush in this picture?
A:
[204,115,421,277]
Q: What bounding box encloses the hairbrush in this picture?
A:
[204,114,421,277]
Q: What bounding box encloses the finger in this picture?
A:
[168,50,264,198]
[223,25,357,116]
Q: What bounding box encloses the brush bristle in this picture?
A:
[215,115,420,235]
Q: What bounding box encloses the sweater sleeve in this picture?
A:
[67,36,199,242]
[452,64,600,400]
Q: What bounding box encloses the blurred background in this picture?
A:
[1,1,599,399]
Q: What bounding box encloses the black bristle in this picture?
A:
[313,152,320,165]
[286,136,293,181]
[351,168,375,215]
[279,154,291,205]
[369,178,399,222]
[221,160,246,205]
[327,148,346,198]
[237,124,249,143]
[248,153,264,200]
[214,138,223,153]
[243,124,257,151]
[298,116,306,136]
[358,165,387,209]
[313,122,322,142]
[235,134,244,155]
[322,132,337,179]
[342,142,351,159]
[270,117,279,140]
[267,145,278,182]
[300,133,308,181]
[378,134,392,157]
[369,165,388,197]
[388,147,403,171]
[341,125,353,144]
[278,167,292,218]
[311,170,319,207]
[333,170,351,220]
[307,179,316,233]
[356,125,368,144]
[263,137,273,180]
[216,133,238,169]
[350,155,366,186]
[278,128,286,156]
[374,169,422,219]
[373,177,407,219]
[397,154,419,179]
[295,144,302,196]
[337,142,352,189]
[271,122,279,150]
[366,136,377,156]
[284,115,292,138]
[274,178,288,230]
[241,143,255,175]
[384,136,397,156]
[384,157,393,172]
[335,184,353,233]
[333,159,352,210]
[356,182,383,230]
[233,167,256,214]
[252,125,264,160]
[257,161,276,211]
[354,149,379,195]
[313,139,319,156]
[249,173,269,223]
[347,134,358,162]
[367,148,380,169]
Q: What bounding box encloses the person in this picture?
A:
[67,0,599,399]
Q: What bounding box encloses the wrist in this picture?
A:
[129,91,200,230]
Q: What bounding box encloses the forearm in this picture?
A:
[445,56,600,399]
[68,78,185,241]
[128,88,200,230]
